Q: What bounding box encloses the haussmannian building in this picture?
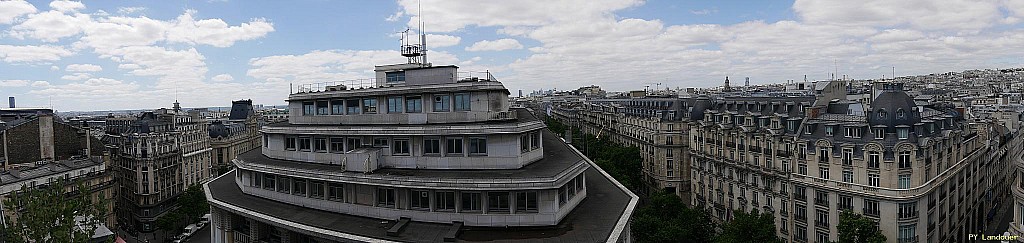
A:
[105,104,213,238]
[204,48,637,242]
[209,100,261,175]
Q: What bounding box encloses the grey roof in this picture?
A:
[228,99,255,121]
[0,156,103,184]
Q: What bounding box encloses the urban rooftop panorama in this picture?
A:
[1,1,1024,243]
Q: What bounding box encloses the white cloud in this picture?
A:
[8,10,90,42]
[0,80,30,87]
[0,44,74,63]
[386,11,403,22]
[66,63,102,72]
[211,74,234,82]
[792,0,1004,31]
[690,8,718,15]
[466,39,523,51]
[426,34,460,48]
[61,73,91,80]
[397,0,643,32]
[165,10,275,48]
[50,65,59,71]
[49,1,86,13]
[117,7,145,15]
[0,1,37,24]
[31,81,51,87]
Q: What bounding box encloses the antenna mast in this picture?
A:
[398,0,428,66]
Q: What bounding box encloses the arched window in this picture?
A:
[896,109,905,119]
[877,109,887,119]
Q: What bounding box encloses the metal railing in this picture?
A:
[294,78,378,94]
[489,110,517,121]
[457,71,497,82]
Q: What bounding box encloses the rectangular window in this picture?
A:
[377,187,396,208]
[898,174,911,189]
[298,137,311,151]
[898,202,917,218]
[487,192,511,213]
[385,71,405,83]
[293,179,307,196]
[330,137,345,153]
[842,148,853,165]
[818,147,829,163]
[520,135,530,153]
[447,137,464,156]
[387,96,403,113]
[874,128,885,139]
[435,191,456,211]
[277,177,290,193]
[898,224,916,242]
[327,183,344,201]
[838,195,853,210]
[302,101,315,115]
[405,96,422,113]
[453,93,471,111]
[842,170,853,183]
[819,167,829,179]
[263,174,276,190]
[423,138,441,155]
[899,151,912,169]
[898,128,909,139]
[310,181,324,199]
[798,163,807,175]
[346,99,361,114]
[864,199,879,216]
[346,138,361,151]
[316,100,329,115]
[373,137,389,147]
[362,98,377,114]
[469,137,487,155]
[825,126,834,136]
[410,190,431,210]
[530,132,540,149]
[461,192,482,211]
[314,137,328,152]
[516,191,538,213]
[868,173,879,187]
[331,99,344,115]
[393,139,410,155]
[285,137,296,150]
[433,94,450,112]
[868,151,880,169]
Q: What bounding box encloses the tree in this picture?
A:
[156,211,183,232]
[176,185,209,224]
[717,209,783,243]
[632,192,715,243]
[2,179,107,243]
[835,210,886,243]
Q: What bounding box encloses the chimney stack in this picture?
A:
[8,96,14,108]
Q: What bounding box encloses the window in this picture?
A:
[252,172,262,188]
[898,174,911,189]
[868,151,880,169]
[842,170,853,183]
[530,132,540,149]
[819,167,829,179]
[373,137,389,147]
[302,101,315,115]
[845,127,861,138]
[362,98,377,114]
[314,138,328,152]
[798,163,808,175]
[436,191,456,211]
[263,174,276,190]
[898,128,909,139]
[469,137,487,155]
[423,138,441,155]
[316,100,329,115]
[520,135,530,153]
[387,96,403,113]
[838,195,853,210]
[818,147,829,163]
[487,192,511,213]
[874,128,884,139]
[310,181,324,199]
[410,190,431,210]
[815,190,829,206]
[825,126,834,136]
[898,202,917,218]
[293,179,307,196]
[331,100,344,115]
[285,137,296,150]
[454,93,471,111]
[516,191,538,213]
[842,148,853,165]
[377,187,396,208]
[330,138,344,153]
[898,224,916,242]
[405,96,422,113]
[816,231,829,243]
[864,199,879,216]
[346,99,360,114]
[898,151,912,169]
[878,109,887,119]
[393,139,410,155]
[433,94,450,112]
[277,177,290,193]
[896,109,906,119]
[298,137,311,151]
[327,183,343,201]
[868,173,879,187]
[461,192,482,211]
[447,137,464,156]
[796,225,807,241]
[385,71,405,83]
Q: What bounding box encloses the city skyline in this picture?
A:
[1,0,1023,111]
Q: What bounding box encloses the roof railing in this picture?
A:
[292,70,497,94]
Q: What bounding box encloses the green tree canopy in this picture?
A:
[835,210,886,243]
[716,209,783,243]
[2,179,107,243]
[632,192,716,243]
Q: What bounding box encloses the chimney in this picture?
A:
[8,97,14,108]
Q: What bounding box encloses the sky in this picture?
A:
[1,0,1023,111]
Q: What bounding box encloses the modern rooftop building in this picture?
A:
[205,37,636,242]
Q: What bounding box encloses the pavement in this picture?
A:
[984,193,1013,237]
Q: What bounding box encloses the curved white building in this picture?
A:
[204,53,637,242]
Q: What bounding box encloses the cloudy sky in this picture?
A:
[1,0,1023,111]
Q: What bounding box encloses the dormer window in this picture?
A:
[896,109,905,119]
[385,71,406,84]
[897,128,909,139]
[825,126,834,136]
[877,109,887,119]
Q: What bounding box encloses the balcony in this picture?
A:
[897,236,919,243]
[814,199,829,207]
[863,208,880,217]
[489,110,518,121]
[794,194,806,201]
[815,220,829,229]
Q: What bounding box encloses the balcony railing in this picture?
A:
[489,111,517,121]
[863,208,880,217]
[294,78,378,94]
[815,220,829,229]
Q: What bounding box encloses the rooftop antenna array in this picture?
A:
[399,1,428,66]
